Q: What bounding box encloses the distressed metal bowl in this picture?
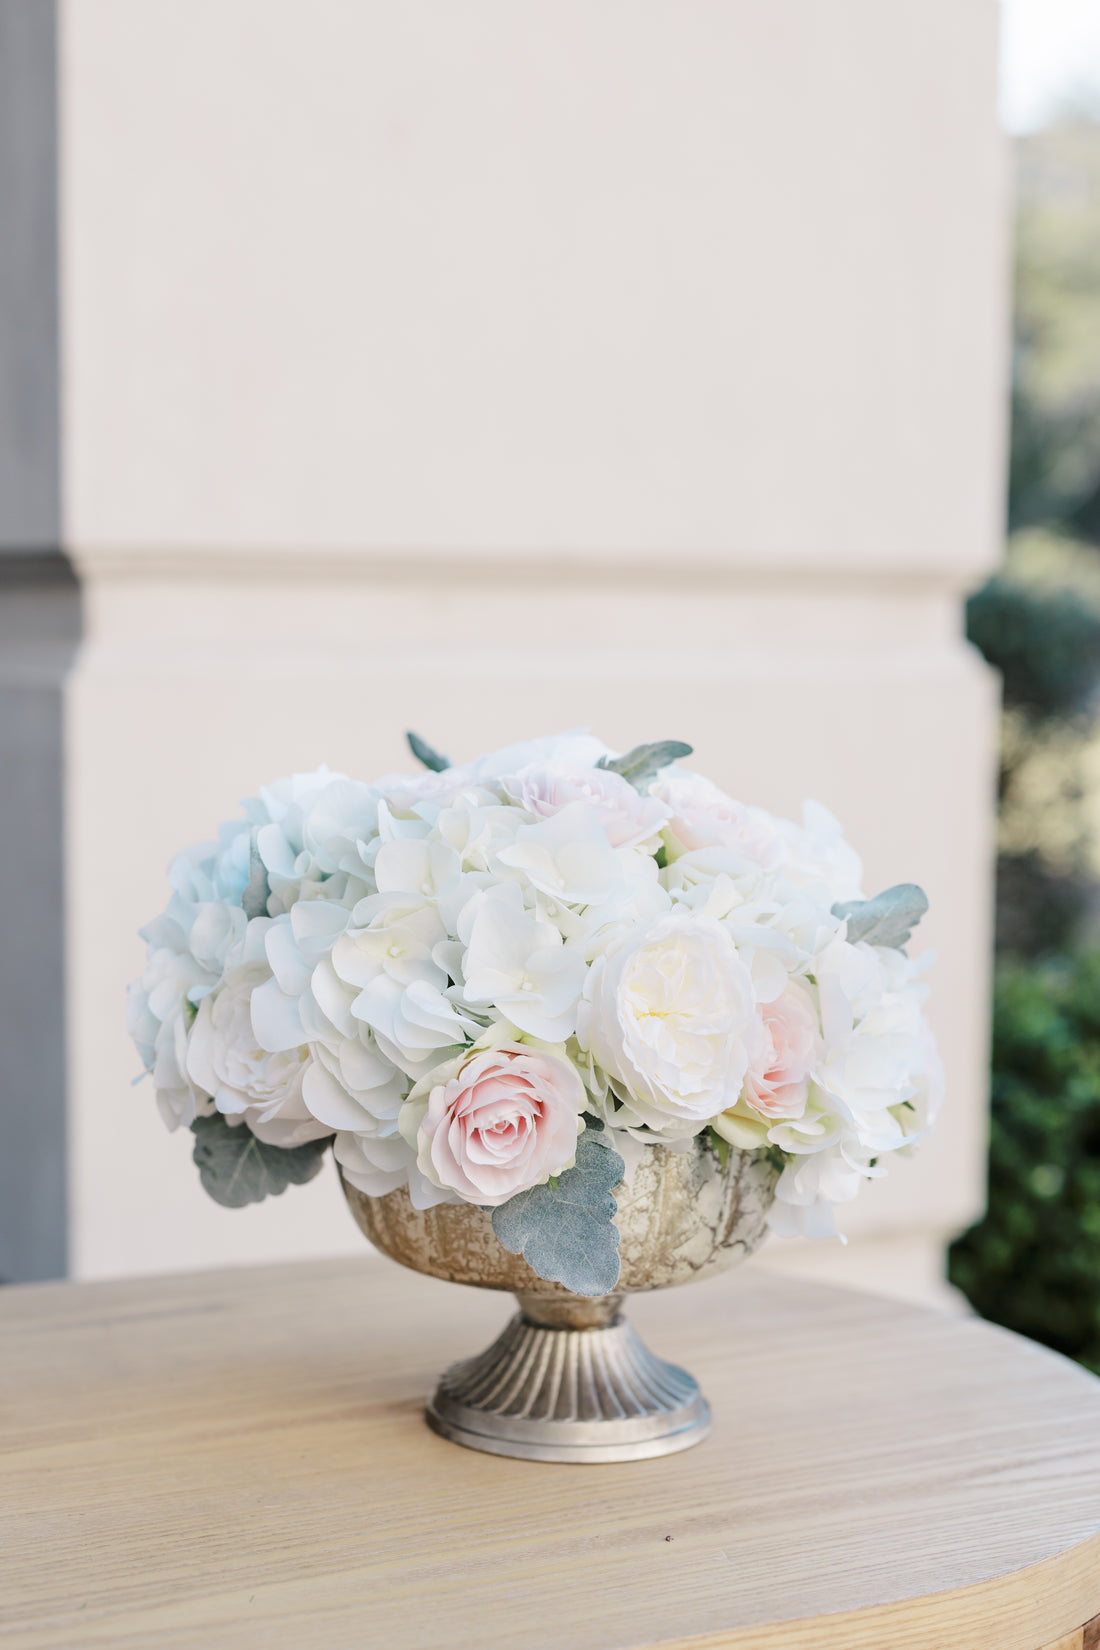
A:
[341,1141,778,1463]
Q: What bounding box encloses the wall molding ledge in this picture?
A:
[68,542,992,598]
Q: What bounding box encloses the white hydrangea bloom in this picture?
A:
[457,883,588,1042]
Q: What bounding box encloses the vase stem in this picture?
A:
[426,1306,710,1464]
[513,1291,624,1330]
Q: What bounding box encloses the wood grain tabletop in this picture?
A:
[2,1255,1099,1649]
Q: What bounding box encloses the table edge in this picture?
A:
[645,1530,1100,1650]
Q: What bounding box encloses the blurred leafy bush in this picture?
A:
[1009,122,1100,542]
[949,956,1100,1373]
[952,120,1100,1362]
[966,577,1100,722]
[966,555,1100,958]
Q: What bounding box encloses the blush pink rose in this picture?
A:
[417,1042,585,1205]
[742,982,821,1121]
[500,762,671,849]
[652,773,784,868]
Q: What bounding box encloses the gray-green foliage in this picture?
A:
[598,740,692,792]
[406,731,451,772]
[241,832,270,920]
[833,884,928,949]
[190,1113,329,1207]
[491,1126,625,1296]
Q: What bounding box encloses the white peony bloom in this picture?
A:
[186,971,332,1148]
[127,970,210,1132]
[577,912,759,1134]
[457,882,588,1042]
[127,940,226,1130]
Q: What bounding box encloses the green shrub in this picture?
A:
[966,576,1100,721]
[964,557,1100,956]
[949,953,1100,1372]
[952,123,1100,1362]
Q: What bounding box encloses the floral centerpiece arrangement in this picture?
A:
[129,731,939,1301]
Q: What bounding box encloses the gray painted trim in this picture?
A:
[0,549,72,587]
[0,562,78,1282]
[0,0,60,549]
[0,1,70,1281]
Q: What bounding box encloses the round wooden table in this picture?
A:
[2,1255,1099,1648]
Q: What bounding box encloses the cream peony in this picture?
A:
[186,972,332,1148]
[126,962,210,1131]
[577,912,758,1134]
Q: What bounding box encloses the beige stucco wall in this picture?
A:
[61,0,1007,1293]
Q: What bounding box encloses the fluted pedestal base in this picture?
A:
[426,1307,710,1463]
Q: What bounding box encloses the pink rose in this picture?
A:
[416,1041,585,1205]
[652,773,784,868]
[501,762,671,849]
[742,982,821,1121]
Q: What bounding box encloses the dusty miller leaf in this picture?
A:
[598,740,693,791]
[241,832,270,920]
[190,1114,329,1208]
[491,1127,624,1296]
[406,731,451,772]
[832,883,929,949]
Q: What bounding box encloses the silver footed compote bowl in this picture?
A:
[340,1141,778,1464]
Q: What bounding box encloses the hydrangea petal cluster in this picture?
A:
[130,733,941,1240]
